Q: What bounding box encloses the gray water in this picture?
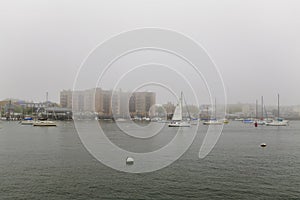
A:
[0,121,299,199]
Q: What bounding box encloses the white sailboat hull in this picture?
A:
[33,121,57,126]
[254,120,266,125]
[265,120,288,126]
[203,120,223,125]
[265,95,288,127]
[168,92,191,128]
[168,121,191,127]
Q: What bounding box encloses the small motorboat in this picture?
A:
[21,116,34,125]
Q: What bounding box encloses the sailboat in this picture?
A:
[168,92,191,127]
[32,106,57,127]
[203,98,223,125]
[265,94,288,126]
[33,120,57,126]
[21,116,34,125]
[255,96,266,125]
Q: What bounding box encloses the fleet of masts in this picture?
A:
[241,94,289,126]
[6,93,288,128]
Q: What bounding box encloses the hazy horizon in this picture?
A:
[1,0,299,106]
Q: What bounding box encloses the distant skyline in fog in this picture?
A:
[0,0,300,105]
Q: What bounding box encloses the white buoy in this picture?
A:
[126,157,134,165]
[260,143,267,147]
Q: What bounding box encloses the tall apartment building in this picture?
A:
[129,92,156,117]
[95,88,119,116]
[60,88,156,118]
[60,90,72,109]
[72,89,95,112]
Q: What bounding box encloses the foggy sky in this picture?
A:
[0,0,299,106]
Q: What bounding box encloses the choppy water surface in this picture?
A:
[0,121,299,199]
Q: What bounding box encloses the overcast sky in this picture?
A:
[0,0,299,106]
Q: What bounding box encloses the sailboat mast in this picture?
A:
[181,92,183,107]
[182,92,191,119]
[261,96,264,120]
[214,98,217,119]
[278,94,280,119]
[255,99,258,119]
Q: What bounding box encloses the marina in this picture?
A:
[1,1,300,199]
[0,120,299,199]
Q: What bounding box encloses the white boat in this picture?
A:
[142,117,151,121]
[168,92,191,127]
[253,96,271,126]
[265,94,288,126]
[253,98,265,125]
[168,121,191,127]
[234,118,244,121]
[21,116,34,125]
[255,120,266,125]
[265,120,288,126]
[203,120,223,125]
[203,98,223,125]
[133,116,142,121]
[33,120,57,126]
[150,117,162,122]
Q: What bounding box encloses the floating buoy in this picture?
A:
[260,143,267,147]
[126,157,134,165]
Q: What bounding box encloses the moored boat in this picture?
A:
[168,121,191,127]
[21,116,34,125]
[255,120,266,125]
[203,119,223,125]
[265,120,288,126]
[33,120,57,126]
[265,94,288,126]
[168,92,191,127]
[243,118,255,123]
[203,98,223,125]
[234,118,244,121]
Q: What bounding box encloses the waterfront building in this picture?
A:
[72,89,94,112]
[60,90,72,109]
[99,89,113,116]
[61,88,156,118]
[129,92,156,117]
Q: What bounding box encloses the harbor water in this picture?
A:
[0,121,299,199]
